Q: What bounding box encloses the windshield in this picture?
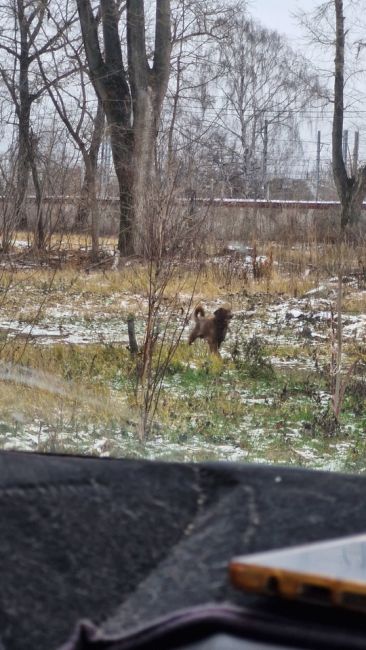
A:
[0,0,365,474]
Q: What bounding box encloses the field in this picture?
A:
[1,233,366,473]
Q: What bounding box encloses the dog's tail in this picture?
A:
[193,305,205,321]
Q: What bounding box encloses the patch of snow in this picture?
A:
[303,285,329,297]
[286,309,304,319]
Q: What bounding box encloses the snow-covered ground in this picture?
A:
[0,269,365,471]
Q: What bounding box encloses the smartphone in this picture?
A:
[229,533,366,613]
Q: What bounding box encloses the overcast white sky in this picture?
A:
[248,1,366,162]
[248,0,320,48]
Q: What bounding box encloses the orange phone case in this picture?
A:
[229,533,366,612]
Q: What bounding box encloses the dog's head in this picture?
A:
[213,307,233,322]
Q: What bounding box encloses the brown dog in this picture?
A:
[188,305,233,355]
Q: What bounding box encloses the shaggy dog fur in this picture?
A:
[188,305,233,355]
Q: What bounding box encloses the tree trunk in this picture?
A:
[76,0,171,256]
[332,0,366,230]
[127,0,171,250]
[132,87,156,236]
[111,129,134,256]
[76,0,134,255]
[15,0,32,232]
[15,103,31,232]
[30,150,45,250]
[75,174,90,230]
[88,106,104,261]
[76,171,101,261]
[75,99,105,235]
[89,176,99,262]
[79,155,99,260]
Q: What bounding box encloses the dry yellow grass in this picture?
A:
[0,254,320,323]
[15,230,118,252]
[0,234,364,455]
[272,240,365,277]
[246,271,317,298]
[0,359,133,434]
[343,293,366,314]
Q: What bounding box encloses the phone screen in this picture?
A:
[229,533,366,612]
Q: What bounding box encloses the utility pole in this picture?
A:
[352,131,359,176]
[100,136,111,195]
[342,129,348,171]
[262,119,268,199]
[316,130,321,201]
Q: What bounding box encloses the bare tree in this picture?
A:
[164,0,239,170]
[34,41,105,260]
[332,0,366,229]
[217,15,321,197]
[161,6,321,199]
[131,174,206,440]
[0,0,76,248]
[76,0,171,255]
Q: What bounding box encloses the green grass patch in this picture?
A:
[0,248,365,470]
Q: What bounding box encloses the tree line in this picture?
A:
[0,0,363,258]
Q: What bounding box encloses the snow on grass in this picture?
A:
[0,267,365,471]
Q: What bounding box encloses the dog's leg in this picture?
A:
[208,340,220,356]
[188,326,198,345]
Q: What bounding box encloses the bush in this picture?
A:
[230,335,274,379]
